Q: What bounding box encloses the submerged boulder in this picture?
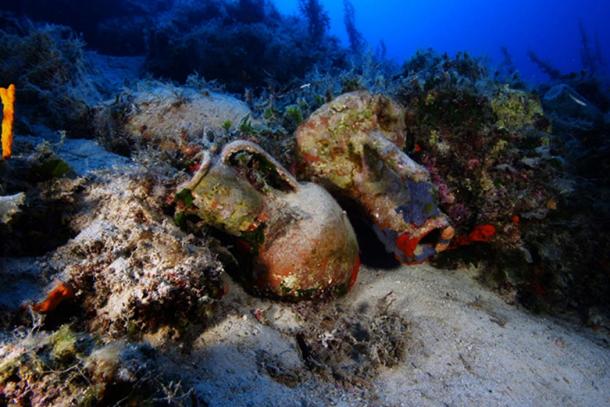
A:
[396,51,557,247]
[36,171,225,338]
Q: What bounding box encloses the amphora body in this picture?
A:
[178,140,360,299]
[296,91,454,263]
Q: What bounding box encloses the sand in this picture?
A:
[159,263,610,406]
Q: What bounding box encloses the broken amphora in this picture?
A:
[177,140,360,299]
[296,91,454,264]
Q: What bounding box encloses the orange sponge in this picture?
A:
[32,281,74,314]
[0,84,15,160]
[451,224,497,248]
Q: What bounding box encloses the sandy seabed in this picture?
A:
[173,263,610,406]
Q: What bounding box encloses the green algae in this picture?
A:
[491,86,544,131]
[29,157,72,181]
[222,119,233,132]
[0,354,20,383]
[175,188,194,208]
[283,105,304,130]
[50,324,80,363]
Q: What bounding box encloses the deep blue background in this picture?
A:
[276,0,610,82]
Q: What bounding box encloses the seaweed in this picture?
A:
[376,39,388,61]
[527,50,563,80]
[0,15,96,135]
[0,0,168,55]
[230,0,267,24]
[593,32,606,73]
[144,0,346,92]
[343,0,364,54]
[299,0,330,45]
[577,20,607,77]
[529,21,607,81]
[500,46,516,75]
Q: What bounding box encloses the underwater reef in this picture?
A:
[0,0,609,405]
[387,49,609,318]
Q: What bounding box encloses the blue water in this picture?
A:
[276,0,610,82]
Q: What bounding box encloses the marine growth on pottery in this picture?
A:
[296,91,454,264]
[177,140,360,299]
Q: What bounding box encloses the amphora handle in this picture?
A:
[180,150,213,192]
[220,140,300,193]
[363,132,431,183]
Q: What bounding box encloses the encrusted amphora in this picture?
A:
[296,91,454,264]
[178,140,360,299]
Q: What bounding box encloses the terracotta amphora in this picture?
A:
[178,140,360,299]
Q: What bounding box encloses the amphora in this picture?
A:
[178,140,360,299]
[296,91,454,264]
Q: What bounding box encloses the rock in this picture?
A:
[56,138,132,176]
[542,84,603,135]
[543,84,601,119]
[85,52,145,96]
[0,192,25,224]
[48,171,225,336]
[296,91,453,264]
[16,135,132,176]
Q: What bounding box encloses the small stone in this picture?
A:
[0,192,25,225]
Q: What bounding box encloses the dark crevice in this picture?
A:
[335,196,400,270]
